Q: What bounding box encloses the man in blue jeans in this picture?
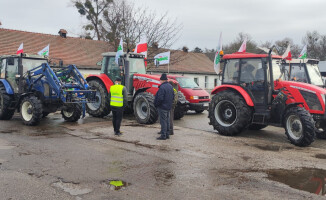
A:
[154,73,174,140]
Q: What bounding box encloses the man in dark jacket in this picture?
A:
[154,73,174,140]
[109,77,128,136]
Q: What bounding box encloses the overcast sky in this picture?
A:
[1,0,326,51]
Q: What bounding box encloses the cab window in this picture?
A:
[107,56,121,82]
[0,59,5,79]
[223,59,240,84]
[6,58,19,92]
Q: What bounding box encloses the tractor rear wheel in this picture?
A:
[283,107,315,147]
[208,90,252,136]
[62,104,82,122]
[248,124,268,130]
[0,85,15,120]
[20,96,43,126]
[86,80,110,117]
[133,92,158,124]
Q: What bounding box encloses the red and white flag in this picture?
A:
[16,43,23,54]
[282,45,292,61]
[238,37,247,53]
[134,38,147,58]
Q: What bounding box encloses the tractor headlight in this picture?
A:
[300,90,323,111]
[190,96,199,100]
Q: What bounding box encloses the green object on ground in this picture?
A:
[110,180,124,187]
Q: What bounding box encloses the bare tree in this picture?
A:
[223,33,258,54]
[302,31,326,60]
[72,0,112,40]
[101,0,182,55]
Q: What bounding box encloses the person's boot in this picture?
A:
[157,135,166,140]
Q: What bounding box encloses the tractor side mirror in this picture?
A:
[7,58,14,65]
[59,60,63,68]
[118,58,124,66]
[155,60,160,68]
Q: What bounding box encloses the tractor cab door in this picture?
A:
[0,58,6,79]
[104,56,124,84]
[4,57,19,93]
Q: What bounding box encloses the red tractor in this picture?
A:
[208,49,326,146]
[85,52,188,124]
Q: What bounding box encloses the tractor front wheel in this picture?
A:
[20,96,43,126]
[284,107,315,147]
[208,90,252,136]
[86,80,110,117]
[62,104,82,122]
[133,92,158,124]
[0,85,15,120]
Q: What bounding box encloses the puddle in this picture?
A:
[315,154,326,159]
[252,144,294,152]
[52,181,93,196]
[266,168,326,195]
[103,180,130,190]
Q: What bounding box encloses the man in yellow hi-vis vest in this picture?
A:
[109,78,127,136]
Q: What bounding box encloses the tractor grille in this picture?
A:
[299,90,322,111]
[199,96,209,99]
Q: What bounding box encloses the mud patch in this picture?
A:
[266,168,326,195]
[315,154,326,159]
[0,129,19,134]
[52,181,93,196]
[154,168,175,186]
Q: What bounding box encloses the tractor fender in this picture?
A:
[133,87,150,102]
[86,74,113,93]
[211,85,254,107]
[0,79,14,94]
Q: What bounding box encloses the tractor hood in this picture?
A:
[181,88,210,97]
[275,80,326,95]
[133,74,178,85]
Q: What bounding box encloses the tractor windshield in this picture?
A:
[272,59,283,81]
[129,58,146,74]
[22,58,48,73]
[176,77,199,88]
[289,63,308,83]
[306,63,324,86]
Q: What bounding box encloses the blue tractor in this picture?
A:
[0,54,96,125]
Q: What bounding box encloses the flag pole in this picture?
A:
[168,63,170,74]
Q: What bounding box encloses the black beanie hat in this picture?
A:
[160,73,168,80]
[116,77,122,82]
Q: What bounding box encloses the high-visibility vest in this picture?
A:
[110,84,124,107]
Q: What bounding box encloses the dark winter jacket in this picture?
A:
[154,81,174,111]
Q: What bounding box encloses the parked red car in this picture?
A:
[167,75,210,113]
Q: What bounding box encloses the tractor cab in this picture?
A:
[101,52,146,94]
[0,54,48,93]
[221,52,283,112]
[282,59,324,87]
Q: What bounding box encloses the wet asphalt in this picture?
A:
[0,112,325,199]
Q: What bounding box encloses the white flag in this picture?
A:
[238,37,247,53]
[115,38,123,65]
[154,51,170,65]
[214,32,223,74]
[38,44,50,56]
[282,44,292,61]
[298,44,307,59]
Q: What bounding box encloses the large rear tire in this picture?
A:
[20,96,43,126]
[248,124,268,130]
[62,104,82,122]
[86,80,110,117]
[174,91,187,120]
[283,107,315,147]
[0,85,15,120]
[133,92,158,124]
[208,90,252,136]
